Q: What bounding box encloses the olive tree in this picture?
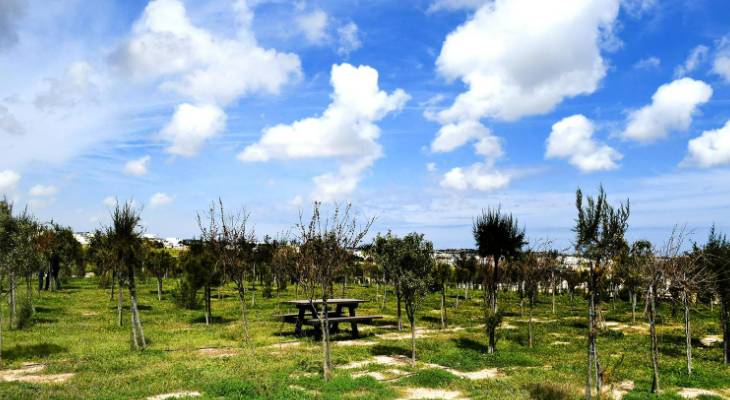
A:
[431,261,453,329]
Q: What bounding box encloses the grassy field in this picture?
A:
[1,278,729,399]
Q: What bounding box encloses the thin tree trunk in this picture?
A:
[551,271,556,315]
[205,285,211,325]
[319,289,332,381]
[117,279,123,327]
[110,270,115,301]
[128,268,146,350]
[586,263,596,400]
[722,299,729,365]
[396,288,403,331]
[631,291,636,324]
[684,293,692,376]
[9,272,16,329]
[528,302,534,348]
[411,318,417,364]
[156,277,163,301]
[649,286,660,393]
[236,282,250,343]
[440,288,446,329]
[0,298,4,368]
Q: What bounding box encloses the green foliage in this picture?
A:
[400,368,455,387]
[16,295,34,330]
[171,278,200,309]
[472,207,526,261]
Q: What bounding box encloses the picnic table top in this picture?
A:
[282,298,367,306]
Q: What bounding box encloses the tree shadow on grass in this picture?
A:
[109,304,153,311]
[370,344,410,358]
[34,306,57,313]
[2,343,67,362]
[189,315,235,324]
[452,337,488,353]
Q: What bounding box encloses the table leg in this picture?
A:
[349,305,358,338]
[294,307,306,336]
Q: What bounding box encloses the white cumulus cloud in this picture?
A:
[123,155,151,176]
[440,164,511,191]
[546,114,621,172]
[427,0,490,13]
[239,63,409,201]
[29,184,58,197]
[713,36,730,83]
[0,169,20,195]
[432,0,619,124]
[622,78,712,143]
[682,120,730,168]
[160,103,226,157]
[113,0,301,156]
[149,192,173,207]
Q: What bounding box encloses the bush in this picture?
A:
[171,279,199,309]
[16,296,34,329]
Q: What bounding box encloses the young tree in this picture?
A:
[296,202,372,380]
[216,200,256,342]
[665,231,708,377]
[431,261,453,329]
[399,233,434,363]
[574,186,629,399]
[372,231,405,330]
[617,241,646,323]
[147,250,176,301]
[473,207,526,354]
[107,201,146,350]
[519,250,544,348]
[454,252,477,305]
[701,226,730,364]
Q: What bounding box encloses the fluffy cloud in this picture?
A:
[431,120,491,153]
[296,10,328,45]
[29,184,58,197]
[546,114,621,172]
[113,0,301,155]
[0,169,20,195]
[337,22,361,56]
[440,164,511,191]
[160,103,226,157]
[239,63,409,201]
[150,192,173,207]
[432,0,619,124]
[674,45,708,78]
[622,78,712,143]
[426,162,437,172]
[123,155,151,176]
[683,120,730,168]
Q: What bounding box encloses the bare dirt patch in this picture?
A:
[676,387,724,399]
[602,380,634,400]
[700,335,723,347]
[398,387,468,400]
[0,363,74,384]
[335,340,377,347]
[146,392,202,400]
[197,347,238,358]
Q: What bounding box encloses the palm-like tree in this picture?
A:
[108,201,146,350]
[473,207,526,353]
[574,186,629,399]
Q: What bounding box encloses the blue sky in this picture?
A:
[1,0,730,249]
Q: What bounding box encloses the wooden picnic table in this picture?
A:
[279,298,380,338]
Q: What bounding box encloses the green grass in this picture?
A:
[0,279,729,399]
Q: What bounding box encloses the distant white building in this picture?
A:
[73,232,93,246]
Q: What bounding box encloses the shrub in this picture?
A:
[171,279,199,309]
[16,296,34,329]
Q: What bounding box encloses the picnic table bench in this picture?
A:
[278,298,382,338]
